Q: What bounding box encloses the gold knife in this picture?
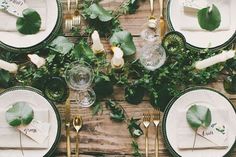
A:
[65,97,71,157]
[159,0,166,40]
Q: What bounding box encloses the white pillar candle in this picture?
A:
[195,50,235,69]
[91,30,104,54]
[28,54,46,68]
[111,47,124,68]
[0,59,18,73]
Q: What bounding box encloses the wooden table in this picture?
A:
[56,0,236,156]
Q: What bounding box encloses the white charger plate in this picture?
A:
[162,87,236,157]
[0,0,62,53]
[167,0,236,51]
[0,86,61,157]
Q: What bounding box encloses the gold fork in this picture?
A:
[143,112,151,157]
[65,0,73,31]
[153,109,161,157]
[159,0,166,40]
[72,0,81,26]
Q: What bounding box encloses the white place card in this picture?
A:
[5,0,28,17]
[197,122,227,146]
[17,119,51,144]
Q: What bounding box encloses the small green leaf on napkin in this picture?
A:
[186,104,212,129]
[198,5,221,31]
[49,36,74,55]
[109,31,136,56]
[87,3,113,22]
[5,102,34,127]
[16,8,41,35]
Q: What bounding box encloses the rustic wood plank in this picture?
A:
[55,82,236,157]
[61,0,161,36]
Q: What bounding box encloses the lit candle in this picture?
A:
[195,50,235,69]
[0,59,18,73]
[111,47,124,69]
[28,54,46,68]
[91,30,104,54]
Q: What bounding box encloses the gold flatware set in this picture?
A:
[143,109,161,157]
[65,98,83,157]
[65,0,81,31]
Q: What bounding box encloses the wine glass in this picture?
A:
[65,61,96,107]
[139,43,166,71]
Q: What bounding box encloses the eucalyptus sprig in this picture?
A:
[186,104,212,150]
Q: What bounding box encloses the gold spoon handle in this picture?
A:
[150,0,154,16]
[145,128,149,157]
[66,126,71,157]
[76,132,79,157]
[155,126,159,157]
[67,0,71,11]
[159,0,164,18]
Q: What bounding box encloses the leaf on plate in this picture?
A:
[16,8,41,35]
[86,3,113,22]
[5,102,34,127]
[197,5,221,31]
[186,104,212,129]
[49,36,74,55]
[109,31,136,56]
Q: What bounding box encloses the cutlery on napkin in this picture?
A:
[0,0,47,32]
[177,109,229,150]
[0,109,50,149]
[179,0,231,31]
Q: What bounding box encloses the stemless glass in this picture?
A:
[65,61,96,107]
[139,43,166,71]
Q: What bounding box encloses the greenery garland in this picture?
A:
[0,0,234,156]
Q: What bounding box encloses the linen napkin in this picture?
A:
[179,0,231,31]
[0,0,47,32]
[0,109,50,149]
[177,109,229,149]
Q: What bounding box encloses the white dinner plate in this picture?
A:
[167,0,236,51]
[0,0,62,53]
[162,87,236,157]
[0,86,61,157]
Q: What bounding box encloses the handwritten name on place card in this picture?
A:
[18,119,50,144]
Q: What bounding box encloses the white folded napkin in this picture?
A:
[0,0,47,32]
[179,0,231,31]
[0,109,50,149]
[177,109,229,149]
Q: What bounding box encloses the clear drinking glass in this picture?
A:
[140,23,159,42]
[65,61,96,107]
[139,43,166,71]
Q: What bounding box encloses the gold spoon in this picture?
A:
[148,0,157,29]
[73,115,83,157]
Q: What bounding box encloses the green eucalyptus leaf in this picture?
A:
[109,31,136,56]
[49,36,74,55]
[198,5,221,31]
[186,105,212,129]
[223,75,236,94]
[5,102,34,127]
[87,3,113,22]
[72,40,95,63]
[0,70,11,88]
[16,8,41,34]
[94,73,113,98]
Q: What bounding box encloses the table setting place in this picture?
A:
[0,0,235,157]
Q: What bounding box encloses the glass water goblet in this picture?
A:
[139,43,166,71]
[65,61,96,107]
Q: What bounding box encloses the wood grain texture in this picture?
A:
[57,0,236,156]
